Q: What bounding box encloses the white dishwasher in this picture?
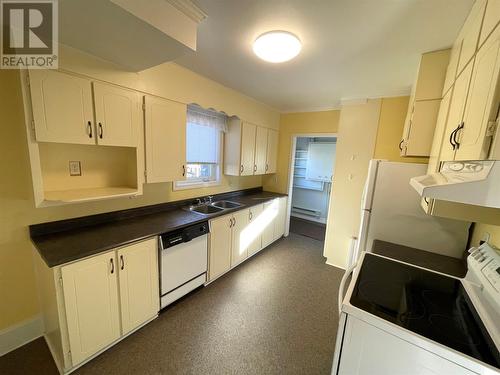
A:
[159,222,208,309]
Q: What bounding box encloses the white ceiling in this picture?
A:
[175,0,474,112]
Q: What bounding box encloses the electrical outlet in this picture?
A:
[69,161,81,176]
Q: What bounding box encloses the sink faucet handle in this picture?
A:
[207,195,213,203]
[195,198,203,205]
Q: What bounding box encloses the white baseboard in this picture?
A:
[0,315,43,356]
[325,259,346,270]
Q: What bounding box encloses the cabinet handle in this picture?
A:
[424,197,430,205]
[98,122,103,139]
[398,139,404,151]
[229,218,233,228]
[232,217,236,226]
[87,121,93,138]
[240,165,244,173]
[253,165,257,172]
[120,255,124,270]
[110,258,114,274]
[182,165,186,177]
[265,164,269,172]
[449,128,458,150]
[453,122,464,149]
[249,211,253,221]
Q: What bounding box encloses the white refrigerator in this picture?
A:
[348,160,470,267]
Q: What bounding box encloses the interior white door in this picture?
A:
[231,209,250,266]
[144,96,187,183]
[240,122,256,176]
[254,126,268,175]
[61,251,120,366]
[93,82,140,147]
[117,238,159,335]
[29,70,95,144]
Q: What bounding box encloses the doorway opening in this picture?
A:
[286,135,337,242]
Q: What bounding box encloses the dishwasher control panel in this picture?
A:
[159,222,209,250]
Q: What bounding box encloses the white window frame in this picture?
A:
[173,132,223,191]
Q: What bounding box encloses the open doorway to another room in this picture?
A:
[288,136,337,242]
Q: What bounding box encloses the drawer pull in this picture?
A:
[110,258,114,274]
[120,255,124,270]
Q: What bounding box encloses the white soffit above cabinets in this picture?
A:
[176,0,474,112]
[59,0,207,71]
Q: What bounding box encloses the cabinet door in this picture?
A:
[479,0,500,46]
[61,251,120,366]
[439,61,474,161]
[456,25,500,160]
[456,0,487,74]
[231,209,250,267]
[117,238,159,335]
[428,90,453,175]
[274,197,287,240]
[261,199,279,248]
[442,40,462,96]
[29,70,94,145]
[208,215,232,281]
[266,129,279,174]
[403,99,441,157]
[240,122,256,176]
[144,96,187,183]
[247,204,264,257]
[254,126,268,175]
[93,82,140,147]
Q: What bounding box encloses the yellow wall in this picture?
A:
[263,110,340,193]
[0,47,280,331]
[373,96,427,163]
[471,223,500,248]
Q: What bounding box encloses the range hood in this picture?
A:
[410,160,500,208]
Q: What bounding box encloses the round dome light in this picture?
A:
[253,31,302,63]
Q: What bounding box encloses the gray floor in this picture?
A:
[0,233,344,375]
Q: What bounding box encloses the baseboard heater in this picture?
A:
[291,206,321,218]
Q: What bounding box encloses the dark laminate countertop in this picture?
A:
[30,188,286,267]
[372,239,467,278]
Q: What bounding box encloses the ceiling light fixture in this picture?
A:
[253,31,301,63]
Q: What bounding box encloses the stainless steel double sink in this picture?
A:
[183,200,242,216]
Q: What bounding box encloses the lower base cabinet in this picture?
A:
[208,197,288,282]
[34,237,159,373]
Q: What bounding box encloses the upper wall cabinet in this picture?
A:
[29,70,141,148]
[400,49,450,157]
[29,70,95,145]
[480,0,500,47]
[93,83,140,147]
[144,96,187,183]
[224,118,278,176]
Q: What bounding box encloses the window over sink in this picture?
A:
[174,104,227,190]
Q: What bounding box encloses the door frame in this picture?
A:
[285,133,338,237]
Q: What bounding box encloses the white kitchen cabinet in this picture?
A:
[254,126,268,175]
[274,197,288,240]
[61,250,121,366]
[93,82,140,147]
[443,41,463,96]
[439,61,474,162]
[29,70,95,145]
[400,49,450,157]
[456,0,487,75]
[247,204,264,257]
[208,214,233,281]
[306,142,336,181]
[144,95,187,183]
[231,209,250,267]
[266,129,279,174]
[117,238,159,335]
[34,237,159,372]
[240,122,257,176]
[480,0,500,47]
[261,199,279,248]
[224,118,278,176]
[455,24,500,160]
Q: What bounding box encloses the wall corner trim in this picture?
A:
[0,315,43,356]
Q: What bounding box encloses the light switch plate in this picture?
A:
[69,161,81,176]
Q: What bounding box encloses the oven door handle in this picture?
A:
[338,262,357,316]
